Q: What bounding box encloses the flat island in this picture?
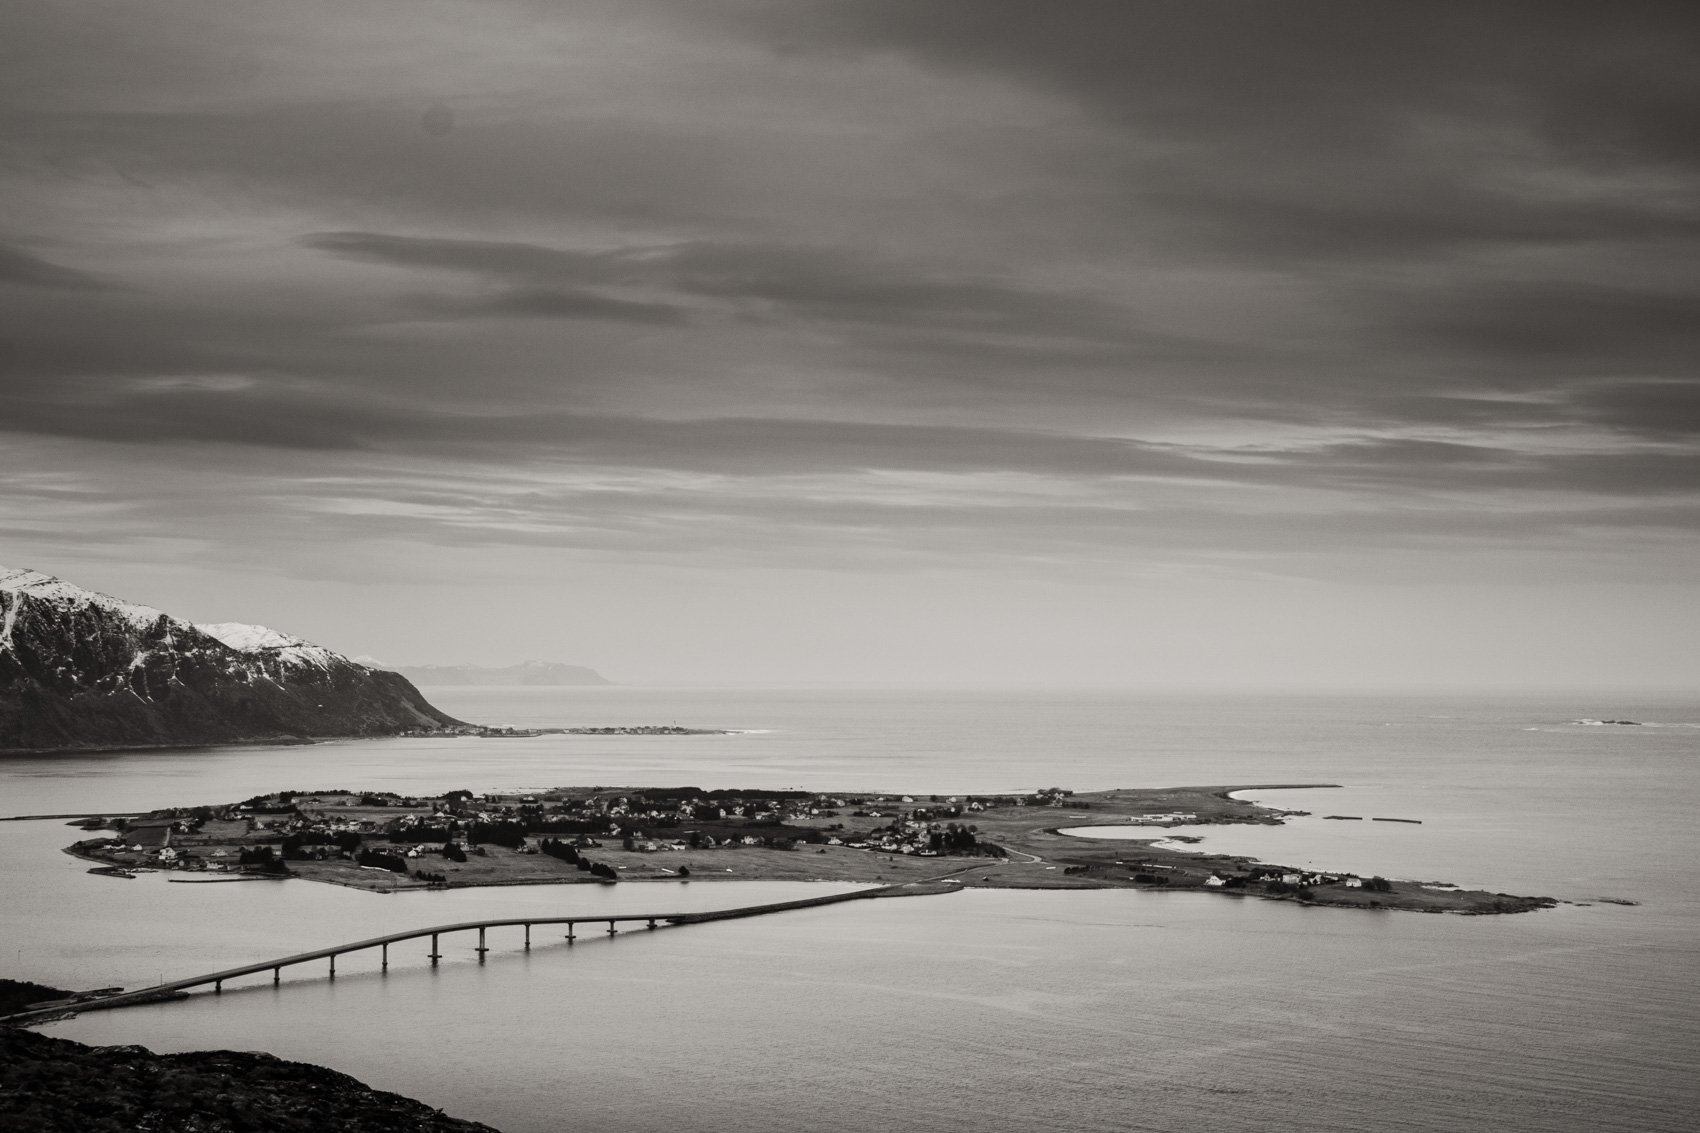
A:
[65,783,1553,915]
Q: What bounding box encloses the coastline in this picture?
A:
[62,782,1555,916]
[0,724,731,759]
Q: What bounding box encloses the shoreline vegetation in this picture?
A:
[62,782,1555,916]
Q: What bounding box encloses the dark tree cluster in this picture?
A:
[356,847,408,873]
[540,836,615,880]
[236,846,288,874]
[468,820,526,848]
[927,823,986,854]
[281,831,363,858]
[524,816,619,835]
[387,823,454,843]
[539,837,581,863]
[237,794,300,814]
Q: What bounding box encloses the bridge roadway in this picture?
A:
[4,883,933,1024]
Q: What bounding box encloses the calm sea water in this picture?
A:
[5,688,1698,1132]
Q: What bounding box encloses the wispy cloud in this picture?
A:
[0,243,119,291]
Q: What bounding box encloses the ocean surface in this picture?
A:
[4,687,1698,1132]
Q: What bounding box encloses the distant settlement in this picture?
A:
[66,783,1554,915]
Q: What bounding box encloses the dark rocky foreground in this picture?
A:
[0,567,464,753]
[0,1027,499,1132]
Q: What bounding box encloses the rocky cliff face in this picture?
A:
[0,566,464,753]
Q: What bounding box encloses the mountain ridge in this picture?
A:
[0,566,464,753]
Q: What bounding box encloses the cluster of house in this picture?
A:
[1124,811,1198,825]
[449,789,849,828]
[407,788,1010,860]
[616,832,803,852]
[445,788,994,833]
[87,783,1053,875]
[90,816,219,871]
[841,813,989,857]
[191,785,1075,841]
[880,787,1072,811]
[1202,869,1366,889]
[440,786,1084,830]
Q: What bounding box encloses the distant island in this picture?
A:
[394,661,611,687]
[63,783,1555,916]
[0,566,465,754]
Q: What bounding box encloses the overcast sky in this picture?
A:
[3,2,1697,688]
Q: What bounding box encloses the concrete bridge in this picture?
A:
[3,883,942,1025]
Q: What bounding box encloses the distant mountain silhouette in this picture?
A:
[394,661,612,687]
[0,566,464,753]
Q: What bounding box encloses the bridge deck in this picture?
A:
[4,884,912,1023]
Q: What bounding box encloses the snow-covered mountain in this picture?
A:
[0,566,464,753]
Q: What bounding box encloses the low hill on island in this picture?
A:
[0,566,464,753]
[394,660,611,686]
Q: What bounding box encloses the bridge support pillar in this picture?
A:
[329,955,336,980]
[565,923,576,944]
[647,918,657,930]
[273,968,280,986]
[214,980,222,994]
[607,920,618,937]
[524,924,531,951]
[430,933,441,965]
[381,943,388,972]
[476,927,488,961]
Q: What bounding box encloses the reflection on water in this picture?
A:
[45,888,1700,1133]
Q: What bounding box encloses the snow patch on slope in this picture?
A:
[196,621,357,671]
[197,622,301,652]
[0,567,363,673]
[0,565,168,633]
[0,592,19,651]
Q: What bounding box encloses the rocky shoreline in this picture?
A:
[0,1026,498,1132]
